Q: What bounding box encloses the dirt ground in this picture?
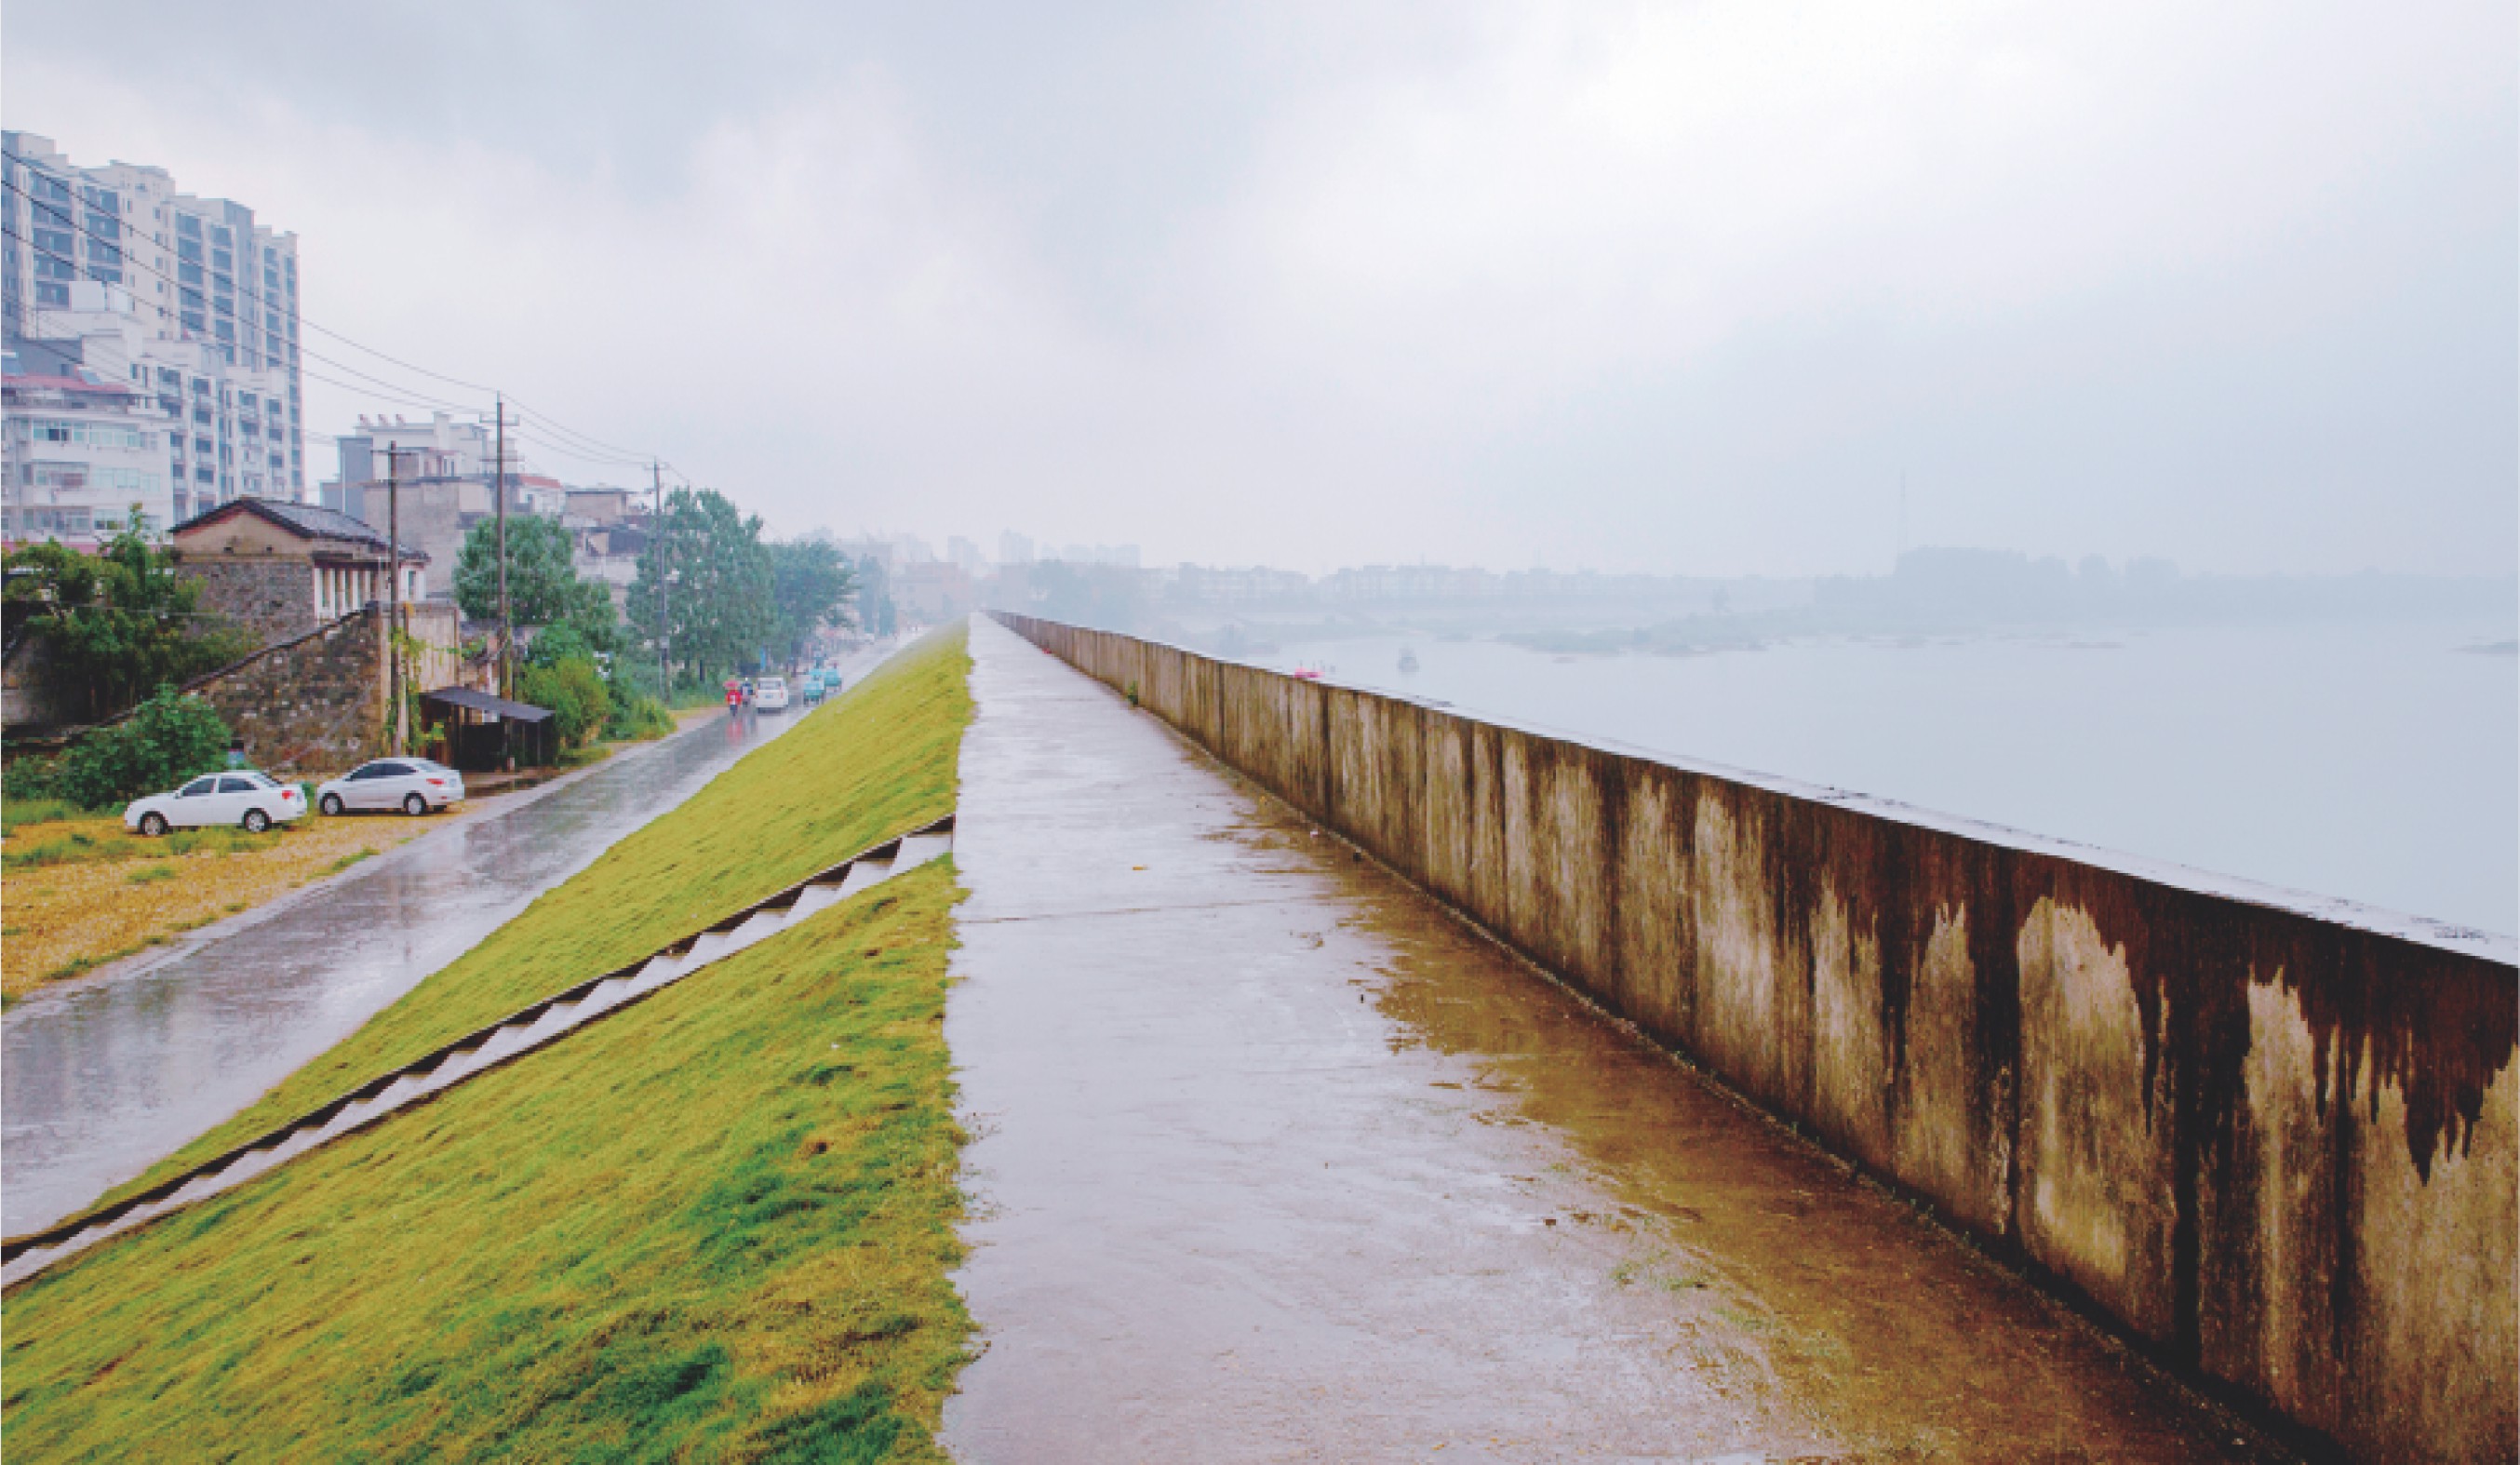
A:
[2,804,481,1002]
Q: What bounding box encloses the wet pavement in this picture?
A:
[944,617,2277,1463]
[1,644,892,1236]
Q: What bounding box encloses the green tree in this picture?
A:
[452,517,617,651]
[58,687,232,806]
[852,555,898,637]
[626,488,774,688]
[2,520,257,721]
[767,539,859,666]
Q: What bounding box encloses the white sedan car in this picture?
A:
[755,676,790,711]
[126,771,308,836]
[315,758,467,817]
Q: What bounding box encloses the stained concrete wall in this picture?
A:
[992,612,2517,1465]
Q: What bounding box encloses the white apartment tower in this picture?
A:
[1,130,305,543]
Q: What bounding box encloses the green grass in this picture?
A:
[107,625,971,1200]
[1,822,287,871]
[324,848,377,876]
[4,624,975,1459]
[1,797,91,834]
[2,865,971,1461]
[124,863,178,886]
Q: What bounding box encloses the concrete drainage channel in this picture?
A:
[0,813,955,1291]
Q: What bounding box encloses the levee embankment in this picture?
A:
[991,612,2516,1465]
[1,628,975,1461]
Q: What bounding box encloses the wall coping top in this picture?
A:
[1009,615,2516,967]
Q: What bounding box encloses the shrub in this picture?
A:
[57,688,232,808]
[603,693,675,742]
[516,656,610,750]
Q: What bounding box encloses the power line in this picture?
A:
[3,162,664,465]
[1,215,482,415]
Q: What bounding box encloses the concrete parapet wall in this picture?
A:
[991,612,2517,1465]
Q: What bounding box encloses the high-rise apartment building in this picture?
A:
[1,130,305,543]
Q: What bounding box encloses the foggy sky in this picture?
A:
[7,1,2513,576]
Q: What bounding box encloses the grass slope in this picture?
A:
[3,864,970,1461]
[4,625,976,1459]
[104,626,970,1203]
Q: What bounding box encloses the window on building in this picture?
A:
[180,311,207,332]
[36,282,71,307]
[85,213,120,240]
[34,254,74,280]
[208,224,231,245]
[178,262,203,284]
[176,236,203,262]
[194,436,212,454]
[34,229,74,257]
[194,466,214,483]
[175,212,201,237]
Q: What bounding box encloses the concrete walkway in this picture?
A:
[944,617,2274,1463]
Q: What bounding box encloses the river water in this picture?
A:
[1250,621,2516,936]
[1,643,894,1235]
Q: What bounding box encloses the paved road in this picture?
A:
[943,616,2276,1463]
[1,646,891,1235]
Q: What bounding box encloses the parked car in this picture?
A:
[126,771,307,836]
[315,758,467,817]
[755,676,791,712]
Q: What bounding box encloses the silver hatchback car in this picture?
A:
[315,758,466,816]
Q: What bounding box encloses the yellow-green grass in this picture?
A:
[2,863,970,1460]
[99,625,970,1205]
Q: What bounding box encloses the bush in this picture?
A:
[603,693,675,742]
[516,656,610,750]
[3,755,71,807]
[57,688,232,808]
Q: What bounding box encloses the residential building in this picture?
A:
[1,363,178,546]
[564,486,640,525]
[335,411,563,596]
[1,132,305,507]
[893,560,974,625]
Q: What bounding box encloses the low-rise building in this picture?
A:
[170,497,429,642]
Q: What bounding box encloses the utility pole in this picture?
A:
[495,395,510,700]
[652,460,669,698]
[385,445,406,757]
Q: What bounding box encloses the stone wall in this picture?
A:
[992,612,2516,1465]
[186,609,387,772]
[182,557,321,643]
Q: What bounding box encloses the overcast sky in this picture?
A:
[7,1,2513,575]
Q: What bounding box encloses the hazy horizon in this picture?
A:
[7,0,2513,579]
